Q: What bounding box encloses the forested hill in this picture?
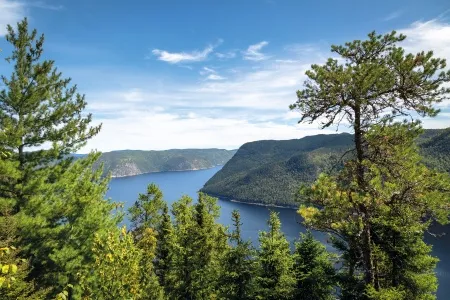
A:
[94,149,237,177]
[201,129,450,207]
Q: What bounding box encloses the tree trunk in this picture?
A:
[354,106,376,288]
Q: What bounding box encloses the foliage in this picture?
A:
[129,183,166,239]
[291,29,450,298]
[79,227,143,299]
[219,210,257,299]
[154,203,176,294]
[255,211,296,300]
[293,231,336,299]
[169,193,228,299]
[0,18,118,297]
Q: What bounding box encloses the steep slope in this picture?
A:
[96,149,237,177]
[202,129,450,207]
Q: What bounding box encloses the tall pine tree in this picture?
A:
[0,19,117,296]
[291,31,450,297]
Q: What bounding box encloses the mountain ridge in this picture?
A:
[201,129,450,206]
[91,148,237,177]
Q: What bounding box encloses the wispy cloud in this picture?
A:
[0,0,25,36]
[199,67,227,80]
[243,41,270,61]
[151,39,223,64]
[215,50,237,59]
[29,1,64,11]
[383,10,402,21]
[199,67,216,75]
[206,74,226,80]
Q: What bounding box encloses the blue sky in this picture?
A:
[1,0,450,152]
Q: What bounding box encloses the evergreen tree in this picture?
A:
[129,183,166,239]
[256,211,295,300]
[136,227,164,300]
[80,227,143,299]
[291,30,450,296]
[219,210,256,300]
[293,231,336,300]
[299,122,449,299]
[0,19,117,296]
[128,184,166,298]
[154,203,176,295]
[0,209,49,299]
[170,195,196,299]
[170,193,228,299]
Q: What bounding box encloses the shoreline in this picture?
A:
[110,165,223,178]
[228,199,297,210]
[202,192,298,210]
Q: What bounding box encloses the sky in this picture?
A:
[0,0,450,152]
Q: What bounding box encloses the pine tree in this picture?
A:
[256,211,295,300]
[299,122,450,299]
[219,210,256,300]
[0,19,117,296]
[293,231,336,300]
[291,30,450,296]
[129,183,166,240]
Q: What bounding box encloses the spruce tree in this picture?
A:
[0,19,117,296]
[170,193,228,299]
[219,210,256,300]
[154,203,176,295]
[293,231,336,300]
[256,211,295,300]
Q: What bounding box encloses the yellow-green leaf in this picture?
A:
[2,265,9,274]
[10,264,17,274]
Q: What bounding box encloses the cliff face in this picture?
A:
[96,148,237,177]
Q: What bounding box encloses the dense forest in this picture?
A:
[1,19,449,300]
[94,148,237,177]
[202,129,450,206]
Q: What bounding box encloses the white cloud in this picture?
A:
[399,19,450,60]
[243,41,270,61]
[0,0,25,36]
[199,66,216,75]
[151,45,214,64]
[206,74,226,80]
[151,39,223,64]
[215,50,237,59]
[398,19,450,108]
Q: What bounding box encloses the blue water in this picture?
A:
[106,166,449,298]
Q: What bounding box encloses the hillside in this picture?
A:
[96,149,237,177]
[201,129,450,207]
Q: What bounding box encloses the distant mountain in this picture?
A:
[94,149,237,177]
[201,129,450,207]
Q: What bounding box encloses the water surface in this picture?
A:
[106,166,449,298]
